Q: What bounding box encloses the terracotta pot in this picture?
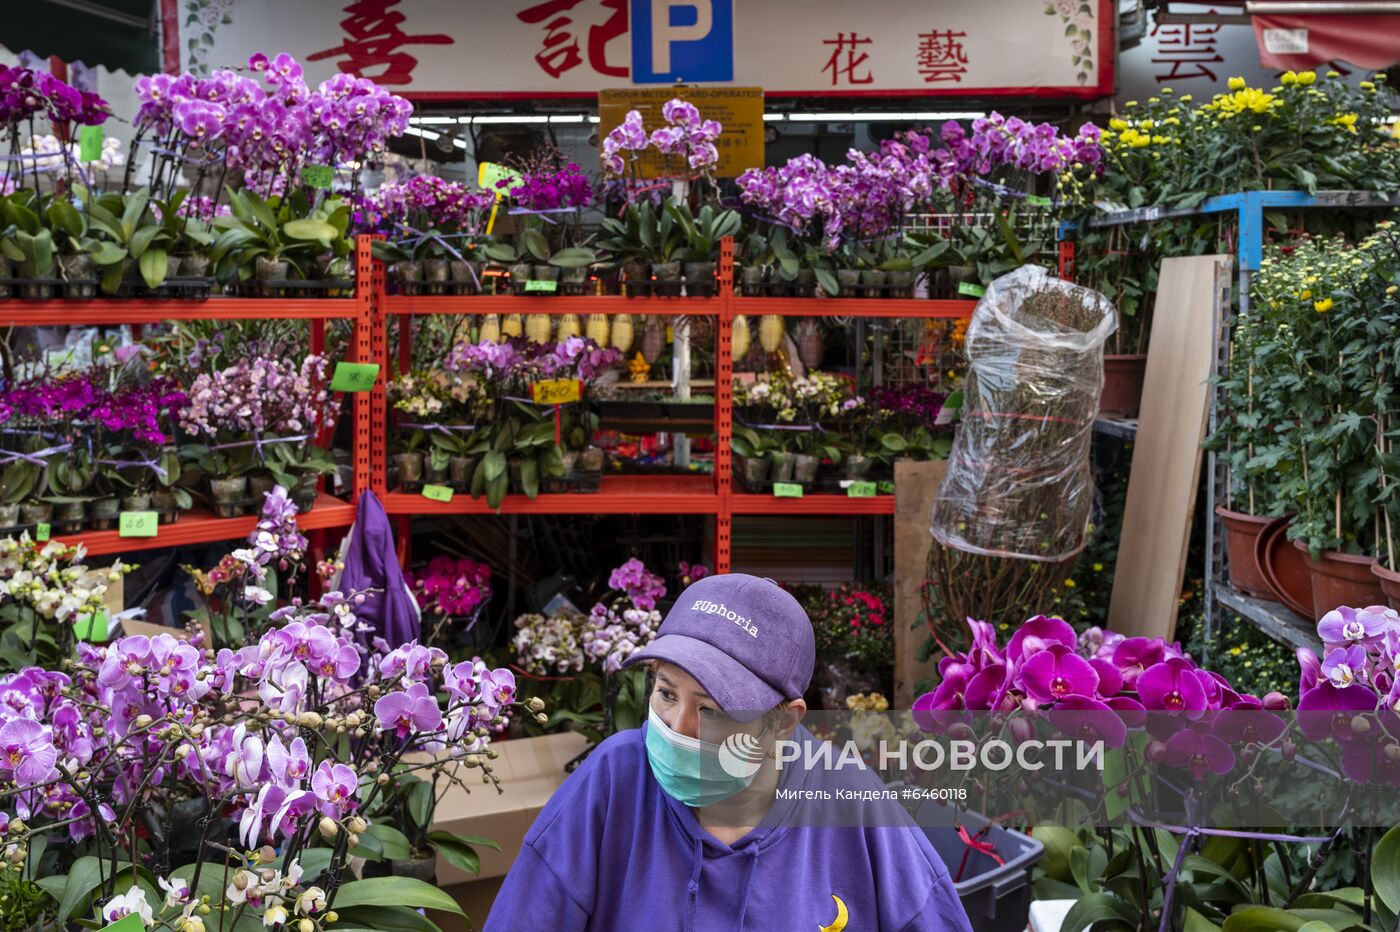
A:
[1216,506,1275,599]
[1292,540,1385,619]
[1371,561,1400,612]
[1100,354,1147,418]
[1257,516,1312,618]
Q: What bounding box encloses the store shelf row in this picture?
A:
[1214,583,1315,652]
[0,297,361,325]
[50,493,357,557]
[382,294,977,318]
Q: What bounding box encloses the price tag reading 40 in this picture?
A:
[772,482,804,498]
[531,379,582,405]
[331,362,381,393]
[119,512,158,538]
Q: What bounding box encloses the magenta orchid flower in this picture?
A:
[374,683,443,741]
[1163,726,1235,779]
[311,761,358,818]
[1317,606,1391,648]
[1322,645,1369,688]
[1137,657,1208,712]
[0,719,57,786]
[1021,644,1099,703]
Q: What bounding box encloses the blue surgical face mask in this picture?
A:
[645,705,765,808]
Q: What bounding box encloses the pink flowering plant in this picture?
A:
[0,582,533,930]
[406,556,493,647]
[363,175,497,269]
[178,352,338,488]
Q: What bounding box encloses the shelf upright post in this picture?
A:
[352,235,378,502]
[716,237,735,575]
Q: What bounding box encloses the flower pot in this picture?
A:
[0,260,12,300]
[580,446,606,472]
[792,453,820,483]
[508,262,533,296]
[0,502,19,530]
[394,260,422,295]
[861,268,889,298]
[19,502,52,527]
[58,254,98,301]
[740,266,765,297]
[292,474,319,511]
[395,452,425,492]
[1372,562,1400,612]
[390,855,437,883]
[887,269,915,299]
[844,454,874,480]
[1258,516,1312,618]
[769,450,795,482]
[796,268,818,298]
[652,261,683,297]
[255,256,290,298]
[423,258,451,295]
[425,458,450,485]
[1100,354,1148,418]
[54,500,86,533]
[181,253,212,278]
[684,261,716,297]
[623,261,650,297]
[18,275,54,301]
[531,264,561,295]
[947,265,977,297]
[560,265,589,296]
[209,476,249,519]
[737,455,771,486]
[560,449,579,475]
[450,259,483,295]
[1216,506,1275,600]
[836,268,861,297]
[449,454,477,491]
[1292,539,1385,620]
[121,489,153,512]
[248,474,277,505]
[507,459,525,494]
[150,489,180,525]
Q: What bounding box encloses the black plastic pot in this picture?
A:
[909,800,1044,932]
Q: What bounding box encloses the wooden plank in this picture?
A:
[894,458,948,706]
[1108,255,1230,639]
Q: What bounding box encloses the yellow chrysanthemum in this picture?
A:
[1297,70,1316,86]
[1108,118,1128,131]
[1329,113,1359,134]
[1228,76,1246,91]
[1314,298,1334,313]
[1205,88,1281,117]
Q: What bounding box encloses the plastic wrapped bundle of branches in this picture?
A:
[924,266,1115,651]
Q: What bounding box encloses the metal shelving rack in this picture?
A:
[8,236,381,559]
[1064,191,1400,657]
[369,237,977,573]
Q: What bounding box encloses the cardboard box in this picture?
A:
[432,731,589,886]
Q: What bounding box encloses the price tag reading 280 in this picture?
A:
[531,379,582,405]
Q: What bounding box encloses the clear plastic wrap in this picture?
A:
[931,265,1117,562]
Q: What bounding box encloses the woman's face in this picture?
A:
[650,661,766,744]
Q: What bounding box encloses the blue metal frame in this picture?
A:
[1061,190,1400,660]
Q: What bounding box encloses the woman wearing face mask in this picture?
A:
[483,573,972,932]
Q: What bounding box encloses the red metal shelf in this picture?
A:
[52,493,357,556]
[382,295,720,316]
[732,297,975,319]
[0,297,359,325]
[381,474,720,515]
[730,491,896,515]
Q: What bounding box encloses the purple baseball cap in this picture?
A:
[621,573,815,716]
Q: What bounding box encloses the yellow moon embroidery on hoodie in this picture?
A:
[818,894,848,931]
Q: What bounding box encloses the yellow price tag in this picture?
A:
[531,379,582,405]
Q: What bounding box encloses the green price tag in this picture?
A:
[878,481,896,494]
[119,511,158,538]
[74,610,110,643]
[35,522,50,542]
[331,362,380,392]
[1026,194,1053,208]
[847,481,878,498]
[302,163,335,189]
[525,279,558,293]
[957,281,986,298]
[772,482,804,498]
[79,125,104,162]
[422,484,454,503]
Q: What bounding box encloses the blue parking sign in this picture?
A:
[630,0,733,83]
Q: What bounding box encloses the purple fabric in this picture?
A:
[340,491,419,650]
[483,725,973,932]
[622,574,815,719]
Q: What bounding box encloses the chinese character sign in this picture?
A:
[204,0,1111,96]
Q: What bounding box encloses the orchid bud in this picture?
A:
[232,871,250,891]
[376,773,389,786]
[133,714,153,729]
[175,744,193,760]
[259,868,276,884]
[1351,714,1371,734]
[1007,717,1036,745]
[258,846,277,864]
[299,921,315,932]
[323,912,338,924]
[318,817,338,840]
[1386,743,1400,762]
[534,712,548,724]
[1145,740,1169,763]
[526,697,545,713]
[1261,691,1290,711]
[1280,740,1298,762]
[346,834,360,849]
[299,712,323,728]
[8,819,26,835]
[347,816,367,834]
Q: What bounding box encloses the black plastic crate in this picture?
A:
[910,800,1045,932]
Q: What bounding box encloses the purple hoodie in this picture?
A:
[484,723,972,931]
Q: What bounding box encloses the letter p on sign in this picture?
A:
[631,0,733,83]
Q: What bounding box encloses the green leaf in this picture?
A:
[331,877,465,916]
[520,227,550,262]
[1060,893,1139,932]
[1221,907,1311,931]
[54,856,103,924]
[332,906,444,932]
[1184,907,1222,932]
[519,457,539,499]
[427,830,494,876]
[1373,823,1400,912]
[406,777,433,829]
[366,823,413,860]
[483,451,506,481]
[880,433,908,453]
[129,223,162,258]
[139,247,169,289]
